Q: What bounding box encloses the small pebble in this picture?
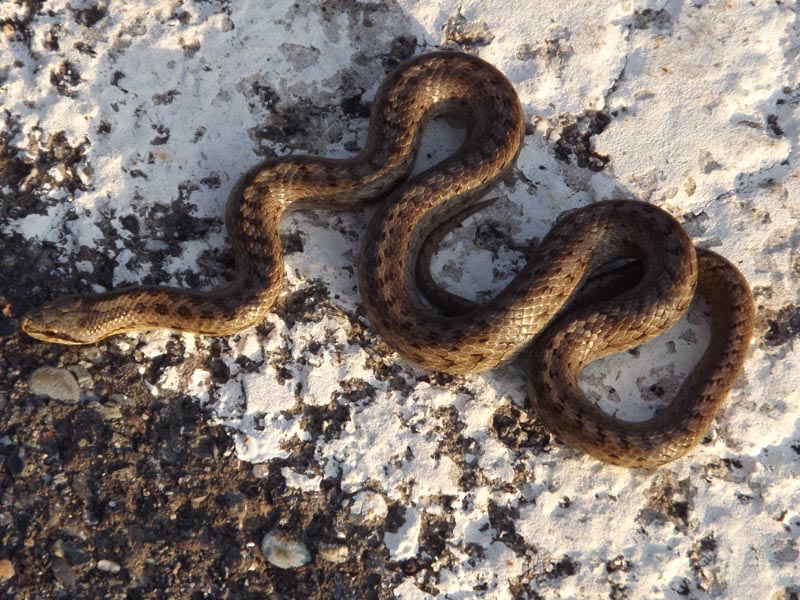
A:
[252,464,270,478]
[261,532,311,569]
[109,393,130,405]
[350,490,388,524]
[81,346,103,362]
[53,539,91,565]
[96,559,121,573]
[0,559,14,581]
[318,543,348,564]
[51,557,77,588]
[29,366,80,401]
[91,401,122,421]
[67,364,93,388]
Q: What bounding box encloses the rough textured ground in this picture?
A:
[1,1,799,599]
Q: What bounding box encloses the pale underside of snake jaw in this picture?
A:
[20,51,756,468]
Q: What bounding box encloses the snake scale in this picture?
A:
[21,51,755,467]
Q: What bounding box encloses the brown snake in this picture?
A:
[21,52,755,467]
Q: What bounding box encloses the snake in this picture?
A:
[20,51,755,467]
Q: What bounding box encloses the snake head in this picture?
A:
[20,298,99,345]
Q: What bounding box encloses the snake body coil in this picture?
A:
[21,52,755,467]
